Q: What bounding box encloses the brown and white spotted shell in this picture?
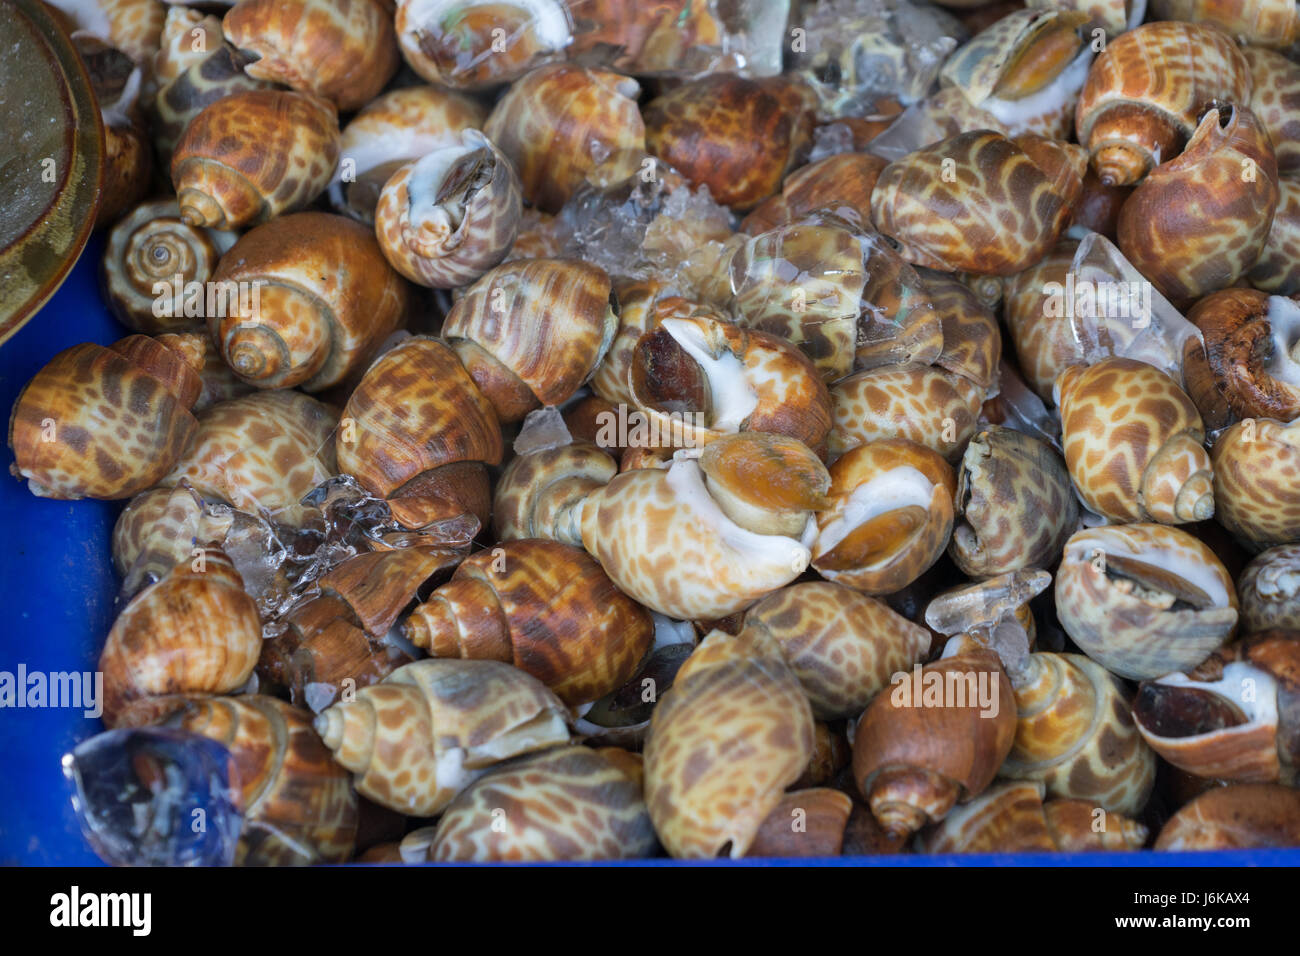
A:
[153,331,256,412]
[314,658,572,816]
[627,313,833,453]
[1133,631,1300,784]
[208,212,408,392]
[740,581,931,720]
[222,0,399,112]
[1025,0,1139,38]
[870,130,1084,276]
[1001,238,1087,401]
[99,549,262,727]
[425,746,657,862]
[830,363,985,461]
[8,336,201,500]
[402,539,654,707]
[374,130,522,289]
[1155,783,1300,850]
[1249,177,1300,295]
[921,781,1147,854]
[483,64,646,213]
[1245,47,1300,176]
[328,85,488,224]
[336,336,504,531]
[1212,417,1300,550]
[47,0,165,66]
[492,442,618,545]
[813,438,956,596]
[172,89,340,230]
[644,628,815,858]
[1056,357,1214,524]
[1074,21,1253,187]
[740,153,886,236]
[443,258,618,423]
[394,0,572,89]
[116,694,359,866]
[1239,545,1300,632]
[151,8,273,165]
[998,652,1156,815]
[160,390,336,529]
[111,484,227,585]
[101,199,238,334]
[852,645,1017,840]
[1055,523,1239,680]
[578,436,828,620]
[1150,0,1300,49]
[643,73,814,212]
[1117,106,1279,308]
[950,426,1078,579]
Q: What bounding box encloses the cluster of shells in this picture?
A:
[18,0,1300,862]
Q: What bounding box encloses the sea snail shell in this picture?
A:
[1154,783,1300,850]
[1239,545,1300,633]
[314,658,571,816]
[374,129,522,289]
[172,88,340,230]
[1055,523,1239,680]
[1133,630,1300,783]
[1056,357,1214,524]
[9,335,201,500]
[1212,417,1300,550]
[208,212,408,392]
[644,627,815,858]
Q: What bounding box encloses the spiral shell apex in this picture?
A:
[315,659,571,816]
[172,89,340,230]
[208,212,408,392]
[1056,358,1214,524]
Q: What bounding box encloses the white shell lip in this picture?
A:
[398,0,574,66]
[814,465,936,561]
[1265,295,1300,388]
[659,317,759,434]
[404,129,494,239]
[1062,527,1232,609]
[1147,662,1279,736]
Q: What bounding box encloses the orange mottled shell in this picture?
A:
[852,646,1017,838]
[1056,357,1214,523]
[99,550,261,726]
[1248,177,1300,295]
[8,336,200,500]
[745,788,854,858]
[403,539,655,707]
[1002,238,1085,400]
[314,658,572,816]
[443,258,617,423]
[579,455,814,620]
[741,153,887,235]
[483,65,645,213]
[628,314,833,452]
[172,89,340,229]
[160,390,337,527]
[209,212,407,391]
[644,74,813,211]
[111,485,227,583]
[921,781,1057,854]
[1074,21,1252,187]
[741,581,931,719]
[830,363,985,460]
[1117,106,1279,308]
[117,694,360,865]
[1213,418,1300,549]
[870,130,1081,275]
[1042,799,1149,851]
[812,438,956,594]
[336,336,504,525]
[48,0,166,66]
[999,652,1156,814]
[644,629,815,858]
[223,0,399,111]
[1155,783,1300,850]
[429,746,658,862]
[1150,0,1300,48]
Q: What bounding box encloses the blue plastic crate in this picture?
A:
[2,240,1297,866]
